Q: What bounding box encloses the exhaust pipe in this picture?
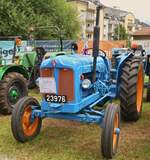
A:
[92,5,101,83]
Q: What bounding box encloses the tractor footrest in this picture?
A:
[110,69,116,73]
[49,103,62,108]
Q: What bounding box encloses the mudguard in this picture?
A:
[116,52,133,95]
[0,65,29,80]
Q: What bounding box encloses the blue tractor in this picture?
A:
[11,5,144,159]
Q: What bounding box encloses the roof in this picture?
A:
[67,1,133,19]
[104,7,133,20]
[133,27,150,36]
[67,0,104,6]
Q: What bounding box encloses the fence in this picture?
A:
[77,40,127,58]
[0,40,127,59]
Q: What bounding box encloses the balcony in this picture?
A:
[108,20,116,25]
[127,31,133,35]
[108,31,113,35]
[86,15,95,21]
[87,2,96,11]
[128,22,134,27]
[86,27,94,33]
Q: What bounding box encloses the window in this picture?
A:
[87,34,92,39]
[128,19,133,23]
[128,26,132,32]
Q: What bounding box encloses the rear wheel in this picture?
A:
[101,103,120,159]
[11,96,41,143]
[120,57,144,121]
[146,88,150,102]
[146,76,150,102]
[28,67,39,89]
[0,72,27,114]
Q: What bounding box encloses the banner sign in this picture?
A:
[0,41,27,58]
[0,40,74,59]
[28,40,75,52]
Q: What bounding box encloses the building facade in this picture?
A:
[132,27,150,52]
[67,0,96,40]
[67,0,147,41]
[102,7,135,40]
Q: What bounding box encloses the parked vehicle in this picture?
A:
[0,37,46,114]
[11,6,144,159]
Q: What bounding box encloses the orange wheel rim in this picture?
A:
[22,106,39,136]
[136,65,143,113]
[113,113,119,150]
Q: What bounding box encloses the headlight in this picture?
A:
[82,79,91,89]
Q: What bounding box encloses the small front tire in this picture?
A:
[101,103,120,159]
[11,96,42,143]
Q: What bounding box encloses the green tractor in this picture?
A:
[0,37,46,114]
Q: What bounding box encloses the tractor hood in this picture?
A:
[41,54,106,73]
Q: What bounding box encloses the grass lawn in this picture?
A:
[0,89,149,160]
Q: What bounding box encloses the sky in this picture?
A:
[101,0,150,24]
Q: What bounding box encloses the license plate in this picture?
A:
[45,94,67,103]
[39,77,56,94]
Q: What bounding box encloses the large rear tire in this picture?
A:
[146,88,150,102]
[0,72,28,114]
[120,57,144,121]
[11,96,42,143]
[28,68,39,89]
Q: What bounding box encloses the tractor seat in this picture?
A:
[112,51,122,58]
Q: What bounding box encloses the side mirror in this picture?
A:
[142,49,146,56]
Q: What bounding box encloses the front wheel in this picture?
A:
[11,96,42,143]
[101,103,120,159]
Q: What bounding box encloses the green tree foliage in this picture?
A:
[114,24,128,40]
[0,0,80,39]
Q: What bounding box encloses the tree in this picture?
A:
[0,0,42,38]
[29,0,81,39]
[114,24,128,40]
[0,0,81,39]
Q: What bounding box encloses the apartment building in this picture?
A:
[135,19,150,31]
[103,7,135,40]
[67,0,136,41]
[67,0,96,40]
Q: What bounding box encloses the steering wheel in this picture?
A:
[35,47,46,63]
[98,49,107,57]
[86,48,107,57]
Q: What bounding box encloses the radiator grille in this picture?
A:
[40,68,54,77]
[58,69,74,102]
